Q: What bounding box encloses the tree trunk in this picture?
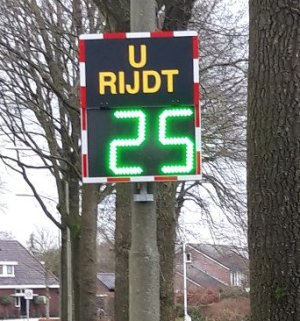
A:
[157,2,198,319]
[69,177,81,321]
[157,182,177,321]
[71,232,81,321]
[102,1,132,319]
[79,184,99,321]
[60,225,69,321]
[114,184,131,321]
[248,1,300,320]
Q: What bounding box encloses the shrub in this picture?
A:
[0,295,13,306]
[175,304,183,318]
[176,288,219,306]
[219,287,249,300]
[189,289,219,305]
[201,297,250,321]
[188,306,206,321]
[175,306,205,321]
[0,296,13,319]
[34,296,45,305]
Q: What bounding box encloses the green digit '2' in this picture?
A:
[109,110,146,175]
[158,108,194,174]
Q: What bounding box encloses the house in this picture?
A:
[96,273,115,317]
[95,243,249,312]
[174,243,249,295]
[0,239,59,318]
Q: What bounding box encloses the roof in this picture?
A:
[0,240,59,288]
[97,273,115,291]
[176,263,226,288]
[188,244,248,271]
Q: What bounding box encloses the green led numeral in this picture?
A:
[109,110,146,175]
[159,108,194,174]
[108,107,194,176]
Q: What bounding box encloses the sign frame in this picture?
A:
[79,31,201,183]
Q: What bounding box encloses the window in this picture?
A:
[0,263,17,277]
[7,265,14,275]
[231,271,244,286]
[15,289,24,307]
[186,252,192,263]
[15,296,20,307]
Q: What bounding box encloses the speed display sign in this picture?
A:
[79,31,201,183]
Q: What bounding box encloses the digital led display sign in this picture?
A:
[80,31,201,183]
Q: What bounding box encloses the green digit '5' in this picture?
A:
[158,108,194,174]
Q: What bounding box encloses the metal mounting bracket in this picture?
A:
[133,182,154,202]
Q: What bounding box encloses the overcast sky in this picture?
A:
[1,166,59,246]
[1,165,218,247]
[0,0,248,247]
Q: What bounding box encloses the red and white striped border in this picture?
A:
[79,31,201,183]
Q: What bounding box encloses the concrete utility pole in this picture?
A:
[129,1,160,321]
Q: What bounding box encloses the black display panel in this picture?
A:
[85,37,194,108]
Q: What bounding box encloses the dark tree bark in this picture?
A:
[60,223,69,321]
[79,184,100,321]
[114,184,131,321]
[157,183,177,321]
[87,4,132,318]
[92,0,130,32]
[68,159,81,321]
[90,2,133,320]
[157,4,197,319]
[71,230,81,321]
[163,0,196,31]
[248,1,300,320]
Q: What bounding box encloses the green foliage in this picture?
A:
[175,305,184,317]
[211,316,250,321]
[34,296,45,305]
[175,305,205,320]
[201,297,250,321]
[0,295,13,306]
[274,286,287,300]
[219,287,249,300]
[188,307,206,321]
[272,281,288,300]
